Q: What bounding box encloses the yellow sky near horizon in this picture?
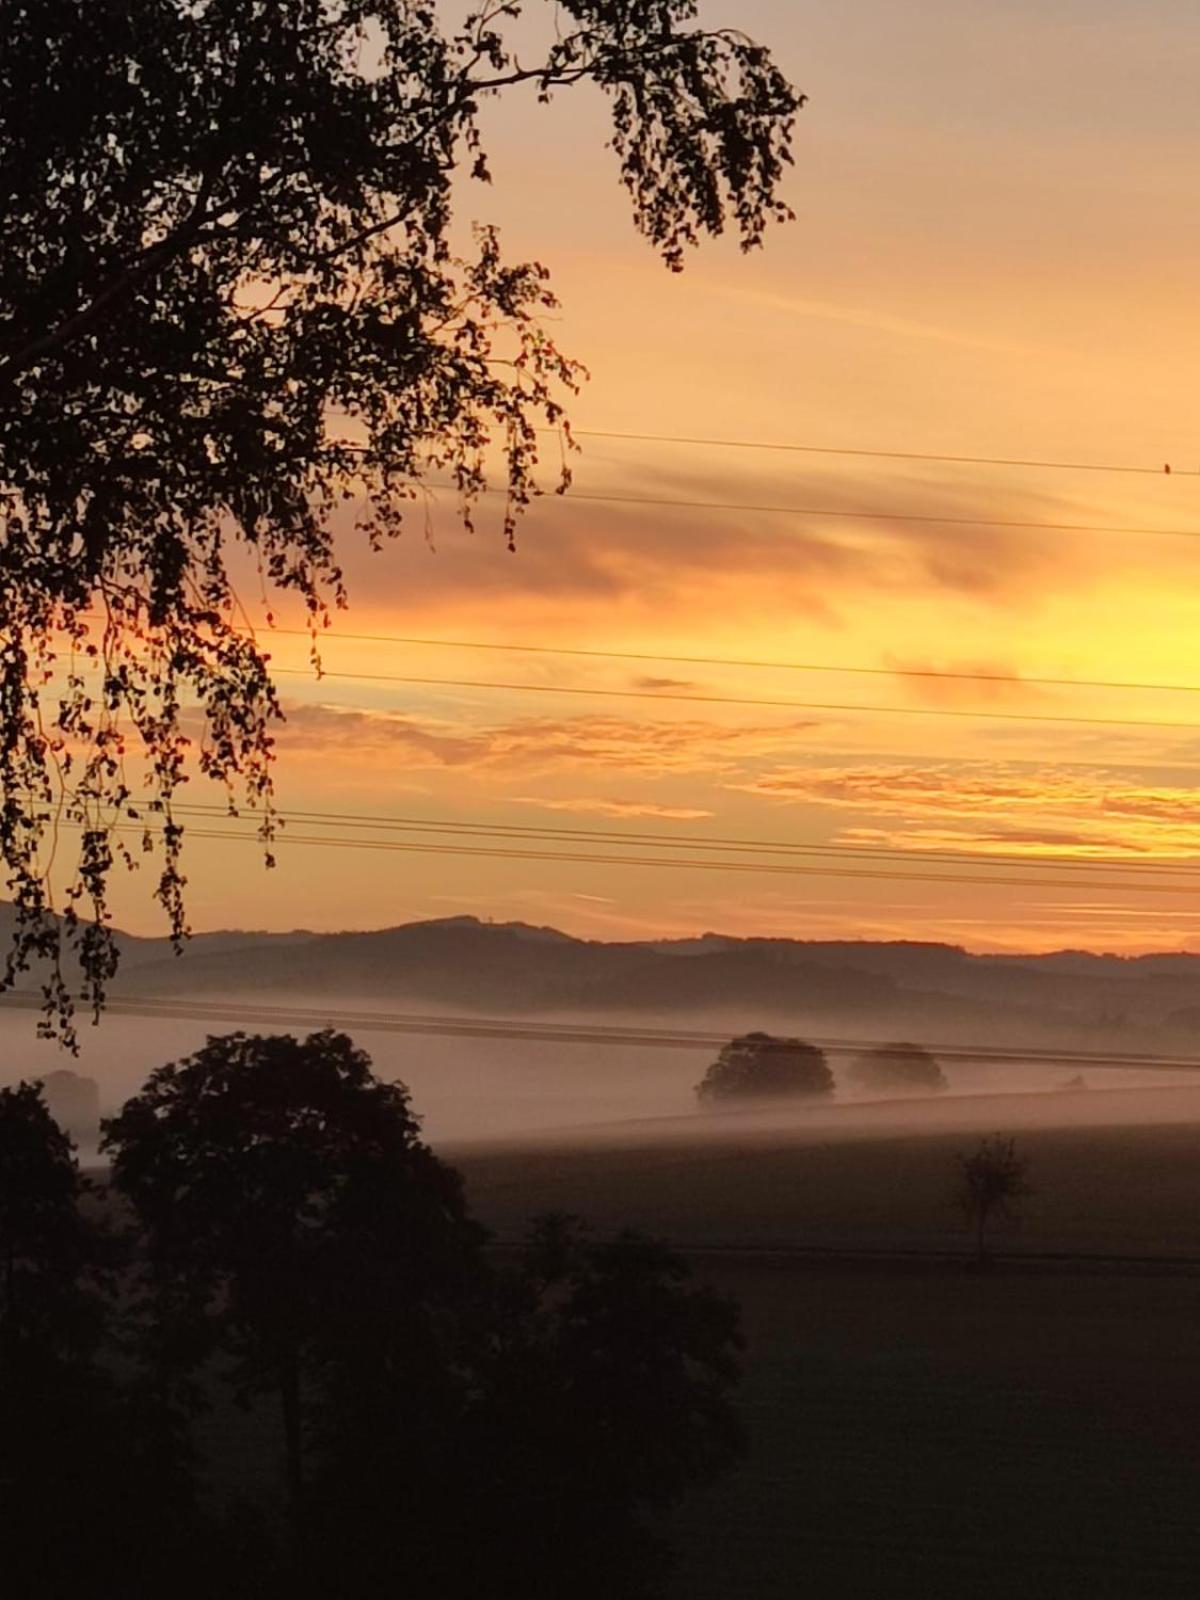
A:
[94,1,1200,954]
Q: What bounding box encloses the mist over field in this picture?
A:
[5,984,1199,1148]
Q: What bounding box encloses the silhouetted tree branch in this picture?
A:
[0,1,802,1042]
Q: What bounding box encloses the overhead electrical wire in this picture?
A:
[538,425,1200,480]
[255,628,1200,700]
[79,819,1200,897]
[270,665,1200,733]
[436,483,1200,543]
[3,984,1198,1075]
[167,802,1200,883]
[58,617,1200,707]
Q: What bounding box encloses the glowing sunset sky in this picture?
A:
[122,1,1200,951]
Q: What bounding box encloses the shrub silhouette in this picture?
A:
[955,1135,1032,1264]
[696,1032,833,1104]
[847,1041,947,1095]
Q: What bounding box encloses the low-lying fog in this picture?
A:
[6,991,1200,1154]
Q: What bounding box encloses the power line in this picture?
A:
[462,484,1200,543]
[260,626,1200,700]
[46,642,1200,745]
[62,655,1184,732]
[169,802,1200,882]
[61,617,1200,703]
[310,472,1200,540]
[7,986,1200,1074]
[271,666,1200,732]
[94,820,1200,896]
[546,426,1200,480]
[49,799,1200,886]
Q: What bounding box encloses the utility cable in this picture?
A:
[540,425,1200,480]
[254,628,1200,701]
[271,666,1200,733]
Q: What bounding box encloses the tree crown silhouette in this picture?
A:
[696,1031,833,1103]
[96,1028,745,1593]
[848,1041,947,1095]
[0,1,802,1040]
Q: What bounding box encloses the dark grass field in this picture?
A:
[448,1094,1200,1597]
[655,1257,1200,1598]
[449,1087,1200,1257]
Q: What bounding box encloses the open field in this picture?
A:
[451,1084,1200,1257]
[450,1093,1200,1597]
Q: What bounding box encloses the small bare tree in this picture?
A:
[955,1135,1031,1264]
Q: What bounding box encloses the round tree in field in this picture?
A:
[847,1042,947,1096]
[695,1033,833,1105]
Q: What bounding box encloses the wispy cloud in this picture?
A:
[697,278,1046,357]
[731,761,1200,858]
[882,654,1043,707]
[277,701,819,778]
[508,795,714,820]
[319,456,1108,636]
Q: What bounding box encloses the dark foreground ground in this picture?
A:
[656,1257,1200,1599]
[451,1099,1200,1598]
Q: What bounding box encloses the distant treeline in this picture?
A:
[696,1033,946,1101]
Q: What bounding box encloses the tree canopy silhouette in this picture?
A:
[102,1027,482,1537]
[462,1215,742,1598]
[0,1079,97,1346]
[696,1031,834,1104]
[312,1211,744,1598]
[847,1041,947,1095]
[0,2,802,1039]
[99,1029,744,1596]
[0,1081,157,1591]
[1,1072,327,1595]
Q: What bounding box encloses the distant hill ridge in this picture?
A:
[4,913,1174,1039]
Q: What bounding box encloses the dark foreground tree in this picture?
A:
[102,1028,482,1542]
[312,1213,744,1599]
[104,1031,745,1597]
[847,1041,947,1096]
[955,1135,1031,1265]
[0,3,802,1038]
[696,1031,833,1104]
[0,1081,210,1592]
[0,1080,96,1343]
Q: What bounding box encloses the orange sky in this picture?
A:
[104,2,1200,952]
